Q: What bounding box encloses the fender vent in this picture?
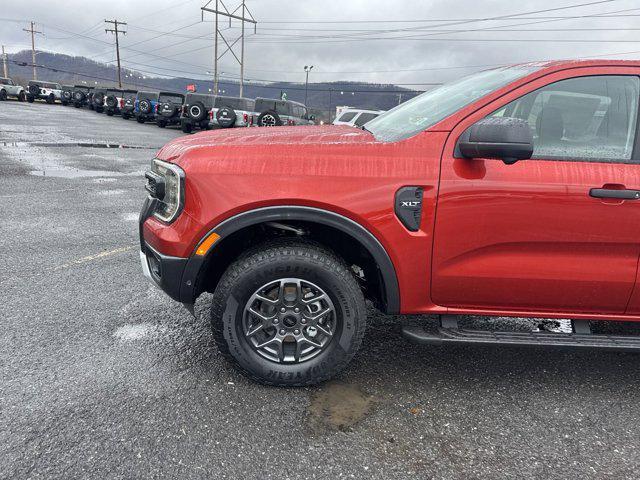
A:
[395,186,423,232]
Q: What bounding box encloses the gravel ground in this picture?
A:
[2,100,640,480]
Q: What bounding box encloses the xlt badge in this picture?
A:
[395,186,424,232]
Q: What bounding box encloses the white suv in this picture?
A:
[333,109,384,127]
[209,96,257,128]
[0,77,26,102]
[26,80,62,104]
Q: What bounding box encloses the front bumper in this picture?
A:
[139,196,191,302]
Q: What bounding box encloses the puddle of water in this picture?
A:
[2,141,158,149]
[30,169,127,178]
[307,382,375,432]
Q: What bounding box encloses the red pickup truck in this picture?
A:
[140,60,640,385]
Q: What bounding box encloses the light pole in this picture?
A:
[304,65,313,105]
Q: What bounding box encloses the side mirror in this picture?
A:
[458,117,533,165]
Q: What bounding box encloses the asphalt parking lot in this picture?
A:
[2,100,640,479]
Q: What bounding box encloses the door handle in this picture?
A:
[589,188,640,200]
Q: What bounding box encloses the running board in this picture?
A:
[402,316,640,351]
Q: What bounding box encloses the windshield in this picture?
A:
[365,65,541,142]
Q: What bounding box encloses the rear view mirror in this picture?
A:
[458,117,533,165]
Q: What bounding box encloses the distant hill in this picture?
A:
[6,50,424,117]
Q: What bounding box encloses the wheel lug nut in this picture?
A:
[273,319,279,324]
[294,329,300,335]
[279,329,285,335]
[301,318,307,324]
[280,307,286,313]
[294,307,300,313]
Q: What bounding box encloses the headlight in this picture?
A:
[145,159,184,223]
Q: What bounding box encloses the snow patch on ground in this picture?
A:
[97,189,126,196]
[92,177,118,183]
[113,323,166,341]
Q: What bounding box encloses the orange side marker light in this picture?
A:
[195,233,220,256]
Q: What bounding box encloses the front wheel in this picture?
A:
[0,90,7,101]
[27,95,34,103]
[211,241,367,386]
[18,91,25,102]
[136,117,145,123]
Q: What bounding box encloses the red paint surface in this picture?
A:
[143,60,640,320]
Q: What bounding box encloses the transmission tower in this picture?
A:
[201,0,256,97]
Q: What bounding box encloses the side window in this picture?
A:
[491,75,639,162]
[355,112,379,127]
[337,111,357,123]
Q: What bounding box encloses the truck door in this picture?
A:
[432,72,640,315]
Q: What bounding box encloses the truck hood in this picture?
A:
[156,125,379,163]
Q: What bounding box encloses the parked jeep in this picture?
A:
[26,80,62,104]
[210,96,256,128]
[135,91,159,123]
[120,90,137,119]
[91,87,108,113]
[156,92,185,128]
[104,88,127,116]
[0,77,26,102]
[71,85,91,108]
[180,93,215,133]
[140,60,640,386]
[254,98,314,127]
[60,85,74,106]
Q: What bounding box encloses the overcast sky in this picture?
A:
[2,0,640,88]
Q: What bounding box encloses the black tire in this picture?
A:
[105,95,118,109]
[95,106,104,113]
[210,240,367,386]
[27,95,34,103]
[159,102,178,118]
[138,99,152,115]
[181,122,193,134]
[73,91,85,103]
[106,110,114,116]
[18,91,25,102]
[28,84,40,96]
[0,90,6,101]
[74,103,81,108]
[122,112,130,120]
[61,101,68,106]
[46,94,55,104]
[136,116,145,123]
[257,110,282,127]
[216,106,237,128]
[188,101,206,121]
[157,120,167,128]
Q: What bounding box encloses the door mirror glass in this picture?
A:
[458,117,533,164]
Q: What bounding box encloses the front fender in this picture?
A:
[178,205,401,314]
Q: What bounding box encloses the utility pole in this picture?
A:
[1,46,8,78]
[304,65,313,106]
[105,19,127,88]
[201,0,256,98]
[22,22,43,80]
